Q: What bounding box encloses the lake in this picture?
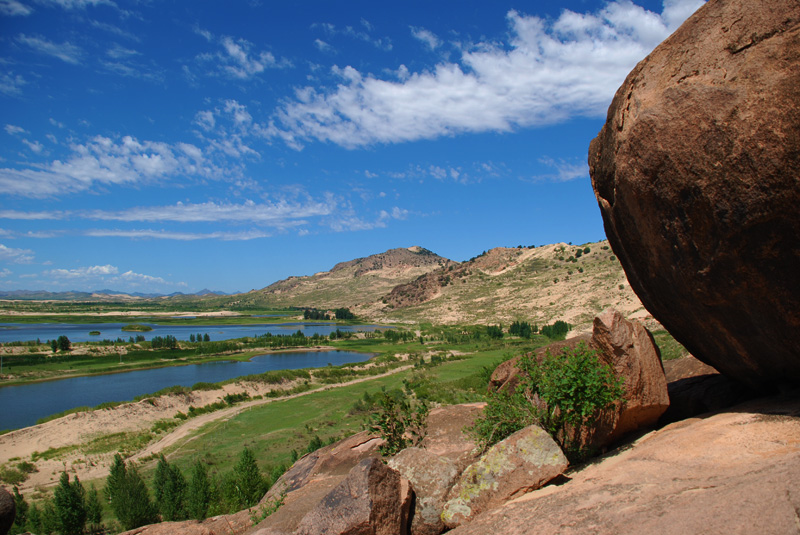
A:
[0,322,386,344]
[0,349,369,430]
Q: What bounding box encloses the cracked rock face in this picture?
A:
[589,0,800,391]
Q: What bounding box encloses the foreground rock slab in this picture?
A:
[589,0,800,391]
[388,447,460,535]
[448,394,800,535]
[441,425,567,529]
[294,457,412,535]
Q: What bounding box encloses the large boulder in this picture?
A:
[388,448,460,535]
[589,0,800,391]
[419,403,484,471]
[441,425,568,529]
[0,487,14,535]
[293,457,413,535]
[447,394,800,535]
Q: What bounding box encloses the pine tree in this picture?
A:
[153,455,187,521]
[104,453,127,506]
[40,498,59,535]
[115,464,158,530]
[186,461,212,521]
[12,486,28,532]
[53,472,87,535]
[232,447,266,508]
[27,502,42,534]
[85,485,103,533]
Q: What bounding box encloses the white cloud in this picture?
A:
[534,157,590,182]
[313,21,392,51]
[410,26,440,50]
[37,0,117,9]
[315,39,333,53]
[5,124,27,136]
[0,209,67,220]
[106,44,139,59]
[0,268,11,277]
[0,243,34,264]
[270,1,704,149]
[116,270,165,284]
[196,30,291,80]
[17,34,83,64]
[85,229,272,241]
[0,0,32,15]
[0,135,214,197]
[22,139,44,153]
[0,72,26,96]
[84,198,335,225]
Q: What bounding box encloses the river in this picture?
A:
[0,349,370,430]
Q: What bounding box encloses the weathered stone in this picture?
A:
[419,403,484,471]
[441,425,567,529]
[388,447,460,535]
[0,487,15,535]
[294,457,413,535]
[587,309,669,446]
[489,310,668,450]
[447,394,800,535]
[589,0,800,391]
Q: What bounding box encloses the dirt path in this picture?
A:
[131,365,413,461]
[3,364,413,492]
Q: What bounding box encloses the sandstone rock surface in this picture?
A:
[589,0,800,391]
[388,447,460,535]
[441,425,567,529]
[448,394,800,535]
[293,457,413,535]
[419,402,484,471]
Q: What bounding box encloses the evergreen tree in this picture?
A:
[11,486,28,532]
[115,464,158,530]
[104,453,127,506]
[232,447,266,508]
[50,339,57,353]
[56,335,72,352]
[40,498,59,535]
[27,502,42,534]
[186,461,212,521]
[85,485,103,534]
[153,455,187,521]
[203,333,210,342]
[53,472,87,535]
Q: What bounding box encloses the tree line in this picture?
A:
[10,448,282,534]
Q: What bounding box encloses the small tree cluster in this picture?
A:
[509,320,536,338]
[540,320,571,340]
[334,307,355,320]
[486,325,504,339]
[151,335,179,349]
[303,308,329,320]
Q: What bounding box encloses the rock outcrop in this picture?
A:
[388,448,460,535]
[448,394,800,535]
[490,310,668,449]
[0,487,14,535]
[589,0,800,391]
[441,425,568,529]
[293,458,413,535]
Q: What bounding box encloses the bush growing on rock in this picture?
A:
[367,388,429,456]
[471,342,624,462]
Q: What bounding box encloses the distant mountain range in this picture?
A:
[0,288,233,301]
[0,242,646,329]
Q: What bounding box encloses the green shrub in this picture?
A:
[471,342,624,462]
[367,389,428,456]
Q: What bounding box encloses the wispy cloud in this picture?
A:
[0,135,212,198]
[313,20,392,51]
[533,157,590,182]
[270,1,704,149]
[17,34,83,64]
[0,72,27,96]
[37,0,118,10]
[84,229,272,241]
[410,26,440,50]
[42,263,181,290]
[84,198,336,225]
[0,0,32,16]
[0,243,35,264]
[195,28,291,80]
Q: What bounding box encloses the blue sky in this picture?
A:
[0,0,704,294]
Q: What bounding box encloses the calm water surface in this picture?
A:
[0,349,369,430]
[0,322,385,344]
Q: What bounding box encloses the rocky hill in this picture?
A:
[223,246,454,310]
[360,241,644,329]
